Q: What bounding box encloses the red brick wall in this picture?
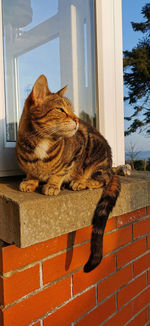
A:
[0,206,150,326]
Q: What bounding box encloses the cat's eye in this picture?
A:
[57,108,65,113]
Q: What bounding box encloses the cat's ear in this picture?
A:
[57,85,68,97]
[32,75,50,103]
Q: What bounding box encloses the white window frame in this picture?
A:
[0,0,20,176]
[0,0,124,176]
[95,0,124,166]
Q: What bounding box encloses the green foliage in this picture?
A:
[132,158,150,171]
[146,158,150,170]
[134,160,145,170]
[124,3,150,136]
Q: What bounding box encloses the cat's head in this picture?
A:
[25,75,79,139]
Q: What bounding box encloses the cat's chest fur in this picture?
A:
[34,139,50,160]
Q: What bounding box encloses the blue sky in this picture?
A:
[16,0,96,124]
[18,0,60,111]
[122,0,150,151]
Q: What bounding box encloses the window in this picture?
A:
[0,0,124,176]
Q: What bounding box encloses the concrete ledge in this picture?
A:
[0,172,150,248]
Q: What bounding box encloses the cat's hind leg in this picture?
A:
[70,165,108,191]
[86,179,104,189]
[70,179,87,191]
[70,167,112,190]
[70,178,104,191]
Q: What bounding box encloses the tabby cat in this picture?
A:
[16,75,121,273]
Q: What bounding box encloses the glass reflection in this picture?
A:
[2,0,96,142]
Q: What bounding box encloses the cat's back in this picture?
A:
[77,118,111,155]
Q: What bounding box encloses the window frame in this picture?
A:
[0,0,124,176]
[0,0,20,176]
[95,0,124,166]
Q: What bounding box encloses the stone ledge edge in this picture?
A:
[0,172,150,248]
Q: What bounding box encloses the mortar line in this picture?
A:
[124,304,149,326]
[71,275,73,298]
[39,262,43,288]
[2,231,150,279]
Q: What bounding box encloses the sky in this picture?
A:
[18,0,60,111]
[122,0,150,151]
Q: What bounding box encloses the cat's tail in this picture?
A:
[84,174,121,273]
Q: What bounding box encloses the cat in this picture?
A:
[16,74,121,273]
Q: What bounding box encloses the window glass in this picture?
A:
[2,0,96,142]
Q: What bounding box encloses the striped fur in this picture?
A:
[16,75,121,272]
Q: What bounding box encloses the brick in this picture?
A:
[74,226,92,245]
[116,208,146,228]
[0,309,3,326]
[43,287,96,326]
[0,249,2,274]
[75,295,116,326]
[133,252,150,277]
[1,278,70,326]
[103,225,132,256]
[133,287,150,314]
[0,278,3,306]
[73,254,115,295]
[104,302,133,326]
[127,308,148,326]
[0,234,68,273]
[117,238,146,268]
[1,265,40,306]
[133,217,150,239]
[98,264,132,301]
[147,235,150,249]
[105,217,116,233]
[56,218,115,251]
[118,273,147,309]
[147,206,150,215]
[43,242,90,285]
[148,269,150,285]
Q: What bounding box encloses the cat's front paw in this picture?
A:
[19,180,39,192]
[42,184,60,196]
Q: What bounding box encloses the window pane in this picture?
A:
[2,0,97,142]
[18,38,60,113]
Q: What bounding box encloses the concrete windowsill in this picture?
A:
[0,171,150,248]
